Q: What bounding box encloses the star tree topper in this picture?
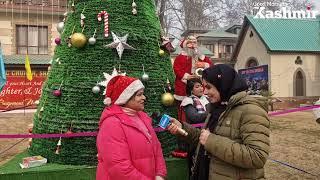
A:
[105,32,136,59]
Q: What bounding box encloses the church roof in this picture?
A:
[232,15,320,60]
[245,16,320,52]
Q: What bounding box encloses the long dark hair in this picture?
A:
[186,78,202,96]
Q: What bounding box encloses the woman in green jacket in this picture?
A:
[168,64,270,180]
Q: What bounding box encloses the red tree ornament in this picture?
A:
[307,4,311,10]
[53,89,62,97]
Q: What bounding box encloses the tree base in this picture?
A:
[0,151,188,180]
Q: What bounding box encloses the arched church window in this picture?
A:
[246,58,258,68]
[293,69,306,96]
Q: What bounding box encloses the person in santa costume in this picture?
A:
[174,35,213,101]
[96,74,167,180]
[173,35,213,121]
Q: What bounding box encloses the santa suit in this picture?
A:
[173,51,212,101]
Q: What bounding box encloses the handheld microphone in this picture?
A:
[158,114,188,136]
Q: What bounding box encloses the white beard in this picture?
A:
[184,48,198,59]
[183,47,200,74]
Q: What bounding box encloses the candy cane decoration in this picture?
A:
[97,11,109,38]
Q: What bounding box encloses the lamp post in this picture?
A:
[313,98,320,124]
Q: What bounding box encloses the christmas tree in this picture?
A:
[30,0,177,165]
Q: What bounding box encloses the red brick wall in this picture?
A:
[272,97,319,110]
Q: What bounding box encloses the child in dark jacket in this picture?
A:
[180,78,209,179]
[181,78,209,124]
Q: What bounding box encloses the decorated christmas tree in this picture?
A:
[30,0,177,165]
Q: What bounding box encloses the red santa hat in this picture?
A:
[180,35,197,48]
[180,39,188,48]
[104,75,145,106]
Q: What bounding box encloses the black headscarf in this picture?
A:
[202,64,248,103]
[202,64,248,131]
[192,65,248,180]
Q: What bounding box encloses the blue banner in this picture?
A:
[238,65,268,95]
[0,45,6,91]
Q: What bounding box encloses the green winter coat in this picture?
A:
[182,91,270,180]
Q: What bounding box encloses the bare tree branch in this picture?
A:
[160,0,308,38]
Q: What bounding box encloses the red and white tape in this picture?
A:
[97,11,109,38]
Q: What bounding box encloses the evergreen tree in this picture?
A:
[30,0,176,165]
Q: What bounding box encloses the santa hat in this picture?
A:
[180,35,197,48]
[104,75,145,106]
[180,39,187,48]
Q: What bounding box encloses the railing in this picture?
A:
[0,0,67,10]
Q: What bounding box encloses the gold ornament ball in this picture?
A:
[71,33,87,48]
[161,92,175,106]
[159,49,165,56]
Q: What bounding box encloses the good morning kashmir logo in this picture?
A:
[251,2,319,19]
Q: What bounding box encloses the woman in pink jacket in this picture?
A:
[96,74,167,180]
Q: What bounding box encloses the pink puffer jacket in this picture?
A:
[96,105,167,180]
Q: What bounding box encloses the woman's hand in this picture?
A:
[155,175,165,180]
[199,129,210,145]
[167,118,182,135]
